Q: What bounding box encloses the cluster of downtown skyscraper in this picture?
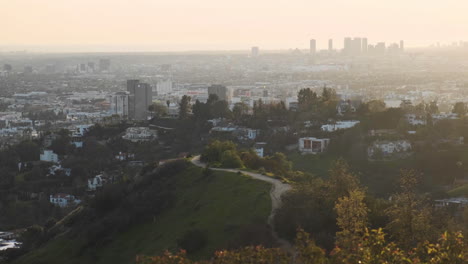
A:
[309,38,404,56]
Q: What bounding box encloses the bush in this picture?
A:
[220,150,244,168]
[177,229,208,254]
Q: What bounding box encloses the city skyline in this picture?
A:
[2,0,468,52]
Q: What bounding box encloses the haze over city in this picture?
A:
[1,1,468,264]
[2,0,468,52]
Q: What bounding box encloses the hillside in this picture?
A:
[11,161,271,264]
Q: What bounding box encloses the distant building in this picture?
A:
[87,62,95,71]
[362,38,368,53]
[3,64,12,72]
[321,120,360,132]
[254,142,267,158]
[50,194,80,207]
[434,197,468,210]
[351,38,362,55]
[298,137,330,154]
[109,92,129,118]
[368,140,412,159]
[88,174,107,191]
[127,80,152,120]
[99,59,111,71]
[122,127,157,142]
[40,150,59,163]
[251,46,259,57]
[155,79,173,95]
[328,39,333,51]
[375,42,386,55]
[24,66,33,74]
[343,37,352,54]
[309,39,316,55]
[400,40,404,51]
[208,84,230,102]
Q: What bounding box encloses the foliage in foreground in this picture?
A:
[136,228,466,264]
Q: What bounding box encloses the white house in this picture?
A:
[321,120,360,132]
[88,174,106,191]
[122,127,157,142]
[298,137,330,154]
[40,150,59,163]
[49,193,81,207]
[405,114,426,126]
[367,140,412,158]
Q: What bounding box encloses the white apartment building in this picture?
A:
[298,137,330,154]
[40,150,59,163]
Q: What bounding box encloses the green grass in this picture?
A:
[448,184,468,197]
[287,152,337,178]
[13,165,271,264]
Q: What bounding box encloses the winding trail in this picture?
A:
[191,155,293,250]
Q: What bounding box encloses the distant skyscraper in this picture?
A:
[344,37,352,54]
[309,39,316,55]
[375,42,386,55]
[99,59,111,72]
[3,64,12,72]
[351,38,362,55]
[127,80,152,120]
[362,38,368,53]
[110,92,129,118]
[328,39,333,51]
[208,84,230,102]
[154,78,173,95]
[24,66,33,74]
[251,46,259,57]
[400,40,404,51]
[79,63,87,72]
[87,62,95,72]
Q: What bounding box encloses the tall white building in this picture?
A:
[251,46,259,57]
[155,79,173,95]
[109,92,129,118]
[309,39,316,55]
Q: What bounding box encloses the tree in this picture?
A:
[15,141,40,162]
[297,88,319,112]
[385,169,433,249]
[179,95,191,119]
[212,100,232,119]
[452,102,466,118]
[427,101,439,114]
[220,150,243,168]
[367,100,386,113]
[328,158,360,199]
[232,102,250,122]
[333,189,369,263]
[201,140,237,164]
[148,102,168,118]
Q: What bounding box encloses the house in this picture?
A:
[367,140,412,159]
[405,114,426,126]
[115,152,135,161]
[122,127,157,142]
[88,174,107,191]
[47,165,71,177]
[40,150,59,163]
[49,193,81,207]
[434,198,468,209]
[321,120,360,132]
[254,142,267,158]
[298,137,330,154]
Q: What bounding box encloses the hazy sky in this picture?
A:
[2,0,468,52]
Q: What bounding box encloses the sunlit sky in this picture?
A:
[2,0,468,52]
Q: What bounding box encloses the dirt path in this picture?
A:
[191,155,293,250]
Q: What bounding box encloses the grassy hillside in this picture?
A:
[448,183,468,197]
[12,163,271,264]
